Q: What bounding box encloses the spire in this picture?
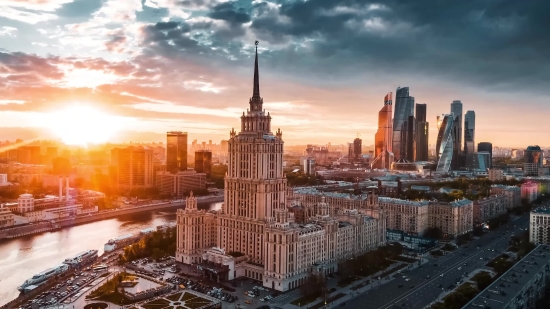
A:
[253,40,260,97]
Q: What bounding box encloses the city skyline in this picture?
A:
[1,1,549,147]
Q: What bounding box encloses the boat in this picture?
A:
[18,264,69,292]
[62,249,98,267]
[104,234,138,252]
[92,264,108,272]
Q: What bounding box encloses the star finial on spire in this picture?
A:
[253,40,260,98]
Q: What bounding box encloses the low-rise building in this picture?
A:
[0,208,15,227]
[463,244,550,309]
[156,171,207,198]
[490,185,521,209]
[488,168,504,181]
[521,182,538,203]
[378,197,429,235]
[428,199,473,237]
[473,195,507,224]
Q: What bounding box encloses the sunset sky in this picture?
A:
[0,0,548,147]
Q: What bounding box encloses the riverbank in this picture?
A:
[0,195,224,240]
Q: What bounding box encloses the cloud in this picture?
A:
[0,26,17,37]
[208,2,251,25]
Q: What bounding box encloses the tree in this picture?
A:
[424,227,443,240]
[472,272,493,290]
[299,273,326,298]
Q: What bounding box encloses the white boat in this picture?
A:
[63,249,98,267]
[104,234,138,252]
[18,264,69,292]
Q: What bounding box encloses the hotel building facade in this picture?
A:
[176,44,386,292]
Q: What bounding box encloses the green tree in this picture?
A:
[424,227,444,240]
[472,272,493,290]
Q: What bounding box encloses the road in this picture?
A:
[339,211,534,309]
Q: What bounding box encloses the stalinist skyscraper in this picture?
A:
[219,41,287,265]
[176,41,386,292]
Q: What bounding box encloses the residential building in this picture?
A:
[488,168,504,181]
[110,146,154,192]
[167,131,188,173]
[477,142,493,168]
[0,208,15,228]
[490,185,521,209]
[378,197,429,235]
[17,193,34,213]
[156,171,207,198]
[524,145,544,176]
[435,114,455,173]
[463,244,550,309]
[392,87,414,161]
[195,150,212,177]
[530,209,550,245]
[473,195,507,225]
[372,92,394,169]
[463,110,475,154]
[176,44,386,292]
[300,157,315,175]
[428,199,473,237]
[521,182,538,202]
[0,173,7,184]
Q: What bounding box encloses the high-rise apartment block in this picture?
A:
[194,150,212,177]
[167,131,188,173]
[415,103,429,161]
[392,87,414,161]
[176,43,386,292]
[156,171,207,198]
[110,146,154,191]
[373,93,394,169]
[524,145,544,176]
[378,198,429,235]
[488,168,504,181]
[464,111,475,154]
[530,209,550,245]
[428,199,473,237]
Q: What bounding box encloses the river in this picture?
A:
[0,201,222,305]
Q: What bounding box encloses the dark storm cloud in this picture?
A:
[208,2,251,25]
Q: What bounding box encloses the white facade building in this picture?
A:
[530,209,550,245]
[0,173,7,184]
[17,193,34,213]
[176,46,386,292]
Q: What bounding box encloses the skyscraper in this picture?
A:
[166,131,188,173]
[524,145,544,176]
[392,87,414,161]
[477,142,493,168]
[450,100,463,169]
[195,150,212,177]
[351,137,362,163]
[415,103,427,122]
[373,92,394,169]
[436,114,455,173]
[415,103,429,161]
[464,111,475,154]
[405,115,416,162]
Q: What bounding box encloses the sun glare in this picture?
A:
[47,105,123,146]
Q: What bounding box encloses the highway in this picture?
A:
[340,211,534,309]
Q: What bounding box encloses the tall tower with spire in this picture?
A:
[219,41,287,266]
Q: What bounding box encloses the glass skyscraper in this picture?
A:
[436,114,454,173]
[464,111,475,154]
[167,131,188,173]
[477,142,493,168]
[373,92,393,169]
[392,87,414,161]
[450,100,463,169]
[415,103,429,161]
[524,145,543,176]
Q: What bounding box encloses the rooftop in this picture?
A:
[463,244,550,309]
[378,197,429,206]
[532,207,550,215]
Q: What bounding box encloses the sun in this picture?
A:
[47,105,123,146]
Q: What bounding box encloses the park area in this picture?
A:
[139,291,219,309]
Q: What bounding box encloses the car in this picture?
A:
[440,274,444,277]
[458,267,462,270]
[405,278,410,282]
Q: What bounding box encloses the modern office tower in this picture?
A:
[17,146,41,164]
[415,103,426,122]
[194,150,212,177]
[373,92,394,169]
[352,137,362,163]
[435,114,455,173]
[404,115,416,162]
[414,103,428,162]
[392,87,414,161]
[465,152,490,171]
[166,131,188,173]
[477,142,493,168]
[450,100,463,169]
[464,111,475,154]
[110,146,154,191]
[524,145,544,176]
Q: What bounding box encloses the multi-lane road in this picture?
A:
[341,210,535,309]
